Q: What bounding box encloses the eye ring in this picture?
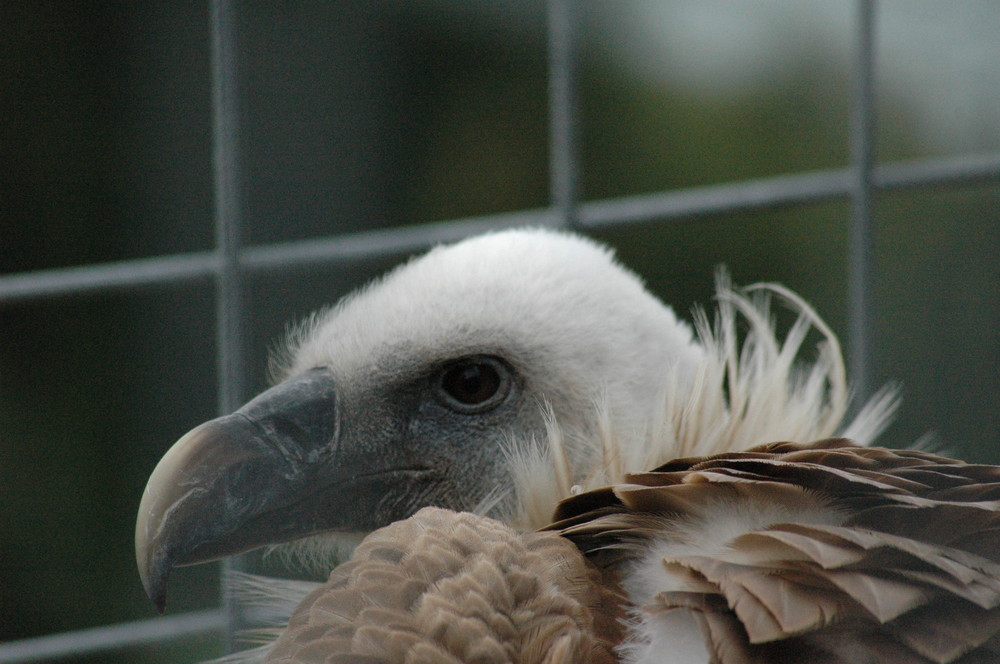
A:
[435,356,512,413]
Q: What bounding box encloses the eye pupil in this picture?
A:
[441,361,502,406]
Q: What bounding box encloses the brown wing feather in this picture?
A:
[552,439,1000,664]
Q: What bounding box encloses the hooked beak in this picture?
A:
[135,368,342,612]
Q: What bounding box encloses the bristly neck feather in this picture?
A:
[505,276,898,532]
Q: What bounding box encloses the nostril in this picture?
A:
[237,367,340,459]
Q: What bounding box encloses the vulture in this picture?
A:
[135,228,1000,663]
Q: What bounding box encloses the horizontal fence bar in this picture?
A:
[243,208,562,274]
[0,252,218,304]
[877,151,1000,190]
[3,151,999,306]
[0,609,226,663]
[580,167,852,228]
[581,150,1000,229]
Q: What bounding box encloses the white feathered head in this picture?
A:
[135,228,894,609]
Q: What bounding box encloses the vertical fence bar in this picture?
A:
[848,0,877,409]
[209,0,247,652]
[547,0,581,229]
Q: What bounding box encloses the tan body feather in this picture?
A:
[265,508,625,664]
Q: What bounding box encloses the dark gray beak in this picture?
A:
[136,369,343,612]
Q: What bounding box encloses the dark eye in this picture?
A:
[436,357,511,412]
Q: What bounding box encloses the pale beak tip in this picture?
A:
[136,532,170,612]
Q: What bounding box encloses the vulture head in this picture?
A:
[136,228,892,612]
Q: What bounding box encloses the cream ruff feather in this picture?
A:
[137,229,990,664]
[504,273,898,533]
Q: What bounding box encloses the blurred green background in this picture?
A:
[2,2,997,662]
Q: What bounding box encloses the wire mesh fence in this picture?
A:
[1,0,998,661]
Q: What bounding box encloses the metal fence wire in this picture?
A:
[2,0,999,661]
